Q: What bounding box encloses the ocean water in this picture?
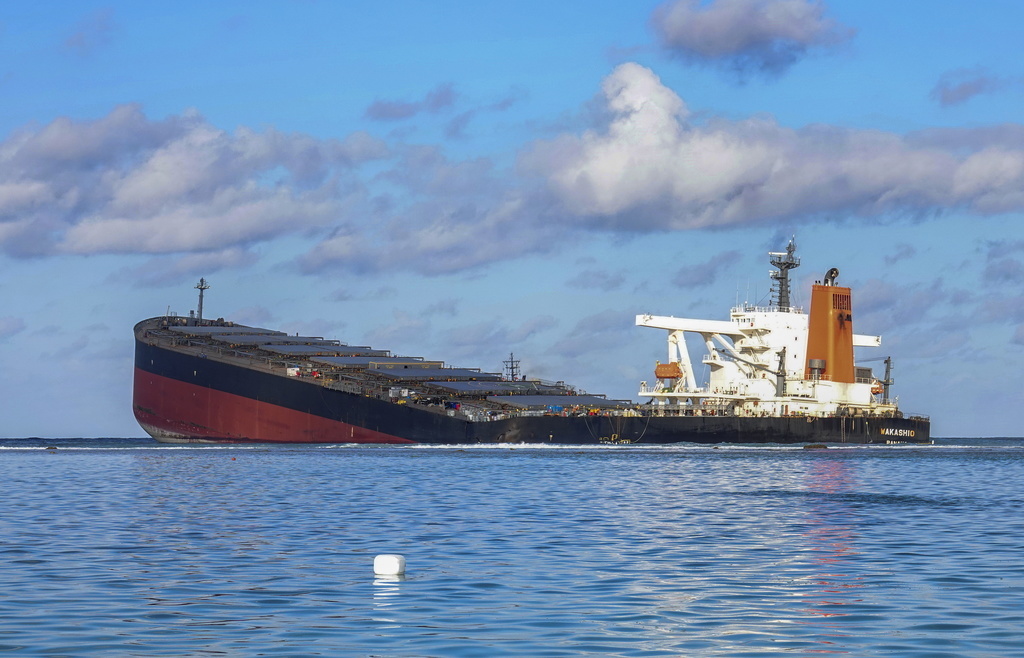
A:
[1,438,1023,657]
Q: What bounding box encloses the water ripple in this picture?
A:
[1,440,1023,655]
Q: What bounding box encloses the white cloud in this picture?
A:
[548,310,633,359]
[523,63,1024,230]
[0,180,50,214]
[439,315,559,364]
[365,310,432,350]
[299,146,563,276]
[364,83,458,121]
[0,105,388,258]
[673,250,742,286]
[113,248,260,288]
[63,8,115,57]
[951,148,1024,212]
[62,185,340,254]
[931,68,1013,107]
[566,269,626,291]
[650,0,852,75]
[298,226,374,274]
[377,195,555,274]
[7,63,1024,281]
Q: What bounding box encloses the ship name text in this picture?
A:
[880,428,916,438]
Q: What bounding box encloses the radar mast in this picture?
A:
[195,278,210,323]
[769,239,800,311]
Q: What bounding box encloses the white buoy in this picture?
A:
[374,554,406,576]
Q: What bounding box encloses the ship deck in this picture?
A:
[135,316,929,427]
[135,317,638,425]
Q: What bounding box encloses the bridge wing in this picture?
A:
[853,334,881,347]
[636,314,745,336]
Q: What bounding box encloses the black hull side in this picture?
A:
[136,338,930,445]
[469,413,930,445]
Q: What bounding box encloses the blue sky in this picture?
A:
[1,0,1022,438]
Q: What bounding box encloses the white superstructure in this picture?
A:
[636,241,897,420]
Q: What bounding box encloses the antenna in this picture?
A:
[195,278,211,322]
[503,352,521,381]
[769,237,800,311]
[883,356,894,405]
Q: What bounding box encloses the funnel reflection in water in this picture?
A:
[801,458,865,626]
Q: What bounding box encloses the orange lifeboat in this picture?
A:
[655,362,684,379]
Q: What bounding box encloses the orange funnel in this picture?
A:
[804,283,855,383]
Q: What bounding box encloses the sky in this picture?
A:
[1,0,1023,438]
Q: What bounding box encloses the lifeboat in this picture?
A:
[655,362,684,379]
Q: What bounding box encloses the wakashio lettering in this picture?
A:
[880,428,915,438]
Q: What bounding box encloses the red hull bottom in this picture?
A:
[133,368,415,444]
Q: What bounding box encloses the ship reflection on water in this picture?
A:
[799,456,866,642]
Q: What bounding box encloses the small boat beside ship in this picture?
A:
[133,242,930,445]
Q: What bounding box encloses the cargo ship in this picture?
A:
[133,242,930,445]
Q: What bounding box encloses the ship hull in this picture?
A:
[134,337,930,445]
